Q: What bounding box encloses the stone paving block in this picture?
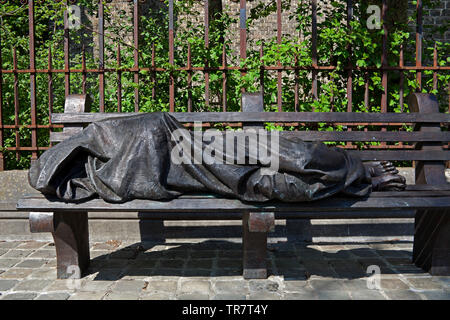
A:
[406,277,445,290]
[162,250,190,259]
[212,293,246,300]
[384,290,423,300]
[350,290,386,300]
[249,280,280,293]
[185,259,214,269]
[0,268,33,279]
[317,290,352,300]
[0,249,7,257]
[13,279,53,291]
[217,250,242,259]
[159,259,185,269]
[28,268,57,280]
[190,250,217,259]
[69,292,108,300]
[111,279,147,293]
[29,250,56,259]
[17,241,48,250]
[419,290,450,300]
[0,259,21,269]
[183,269,213,277]
[103,291,141,300]
[276,269,308,281]
[90,250,110,260]
[214,280,248,294]
[177,293,210,300]
[79,280,114,292]
[2,250,34,259]
[309,279,346,291]
[248,292,282,300]
[179,280,212,294]
[129,258,159,269]
[380,278,410,290]
[15,259,47,268]
[274,258,303,270]
[283,280,310,292]
[46,279,81,292]
[43,259,57,268]
[0,292,38,300]
[284,291,317,300]
[217,258,241,269]
[0,279,19,291]
[35,292,71,300]
[145,279,178,293]
[0,242,21,249]
[348,249,380,258]
[140,292,175,300]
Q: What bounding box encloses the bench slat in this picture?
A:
[50,130,450,143]
[17,193,450,212]
[51,112,450,124]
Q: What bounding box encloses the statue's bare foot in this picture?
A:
[372,173,406,191]
[364,161,399,177]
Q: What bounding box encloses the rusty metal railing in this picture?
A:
[0,0,449,170]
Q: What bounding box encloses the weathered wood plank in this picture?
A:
[50,130,450,143]
[17,194,450,212]
[51,112,450,124]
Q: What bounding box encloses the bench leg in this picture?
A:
[242,212,275,279]
[29,211,90,279]
[413,209,450,276]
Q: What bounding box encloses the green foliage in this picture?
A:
[0,0,448,169]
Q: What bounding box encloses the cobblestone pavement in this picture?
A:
[0,239,448,300]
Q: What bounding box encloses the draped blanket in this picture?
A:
[29,113,372,203]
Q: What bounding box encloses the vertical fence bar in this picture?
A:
[13,48,20,161]
[152,43,156,101]
[48,47,53,124]
[276,0,282,112]
[381,0,388,114]
[416,0,422,91]
[169,0,175,112]
[345,0,353,149]
[0,34,3,170]
[204,0,210,108]
[260,42,264,99]
[134,0,140,112]
[399,44,404,112]
[222,43,227,112]
[64,0,70,97]
[294,53,299,112]
[98,0,105,112]
[240,0,247,99]
[380,0,388,149]
[187,43,192,112]
[433,43,438,91]
[29,0,37,161]
[82,45,87,95]
[311,0,318,105]
[117,45,122,112]
[48,47,54,147]
[346,0,353,113]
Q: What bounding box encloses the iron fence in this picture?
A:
[0,0,449,170]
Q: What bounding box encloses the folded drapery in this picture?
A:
[29,113,371,203]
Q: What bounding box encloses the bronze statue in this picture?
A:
[29,112,406,203]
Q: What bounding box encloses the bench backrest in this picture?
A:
[49,93,450,185]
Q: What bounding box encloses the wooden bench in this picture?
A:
[17,92,450,279]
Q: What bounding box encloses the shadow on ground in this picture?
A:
[85,240,417,282]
